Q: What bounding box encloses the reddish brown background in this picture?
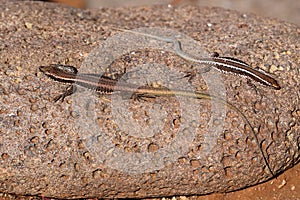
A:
[48,0,299,25]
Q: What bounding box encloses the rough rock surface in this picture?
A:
[0,1,299,198]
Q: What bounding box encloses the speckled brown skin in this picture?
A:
[0,1,299,198]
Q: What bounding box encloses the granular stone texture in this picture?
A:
[0,1,299,198]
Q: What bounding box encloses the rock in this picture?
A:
[0,1,299,198]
